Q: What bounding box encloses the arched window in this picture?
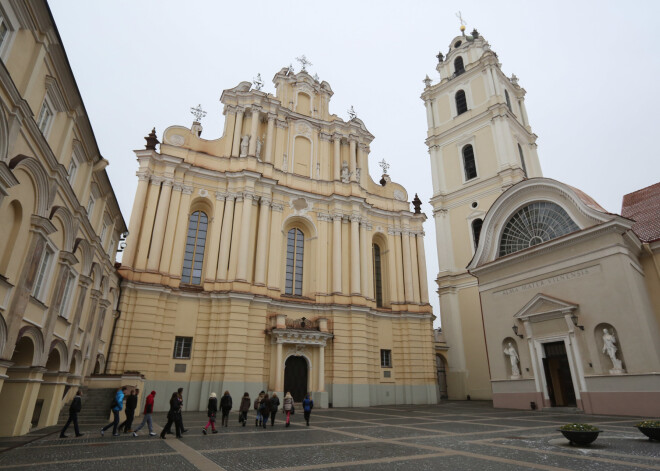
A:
[372,243,383,307]
[462,144,477,181]
[499,202,580,256]
[505,89,512,112]
[471,219,483,250]
[518,144,528,177]
[454,56,464,75]
[455,90,467,115]
[181,211,208,285]
[285,228,304,295]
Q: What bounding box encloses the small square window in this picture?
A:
[173,336,192,359]
[36,99,54,135]
[380,349,392,368]
[383,370,391,378]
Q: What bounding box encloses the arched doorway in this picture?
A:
[284,356,308,402]
[436,354,448,400]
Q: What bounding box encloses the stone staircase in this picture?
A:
[57,388,116,424]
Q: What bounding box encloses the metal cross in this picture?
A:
[253,73,264,91]
[378,158,390,174]
[296,55,312,72]
[456,11,466,27]
[190,104,207,122]
[347,106,357,120]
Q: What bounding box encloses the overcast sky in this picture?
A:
[49,1,660,328]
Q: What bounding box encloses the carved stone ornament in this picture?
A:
[393,189,406,201]
[167,134,185,147]
[290,197,312,215]
[198,189,209,198]
[295,121,313,138]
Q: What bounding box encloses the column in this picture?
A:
[204,192,226,281]
[386,229,398,305]
[318,345,325,392]
[332,134,341,181]
[316,214,329,293]
[146,178,173,271]
[266,202,284,289]
[159,183,182,273]
[409,231,421,303]
[122,172,149,267]
[357,143,368,183]
[401,229,414,302]
[254,196,271,285]
[393,229,405,302]
[365,224,374,300]
[168,185,193,276]
[275,342,283,391]
[332,214,342,293]
[134,177,162,270]
[350,216,361,295]
[217,195,235,280]
[231,107,244,157]
[424,99,435,129]
[248,107,261,156]
[348,137,357,182]
[359,221,369,297]
[235,192,254,281]
[264,113,276,163]
[416,232,429,303]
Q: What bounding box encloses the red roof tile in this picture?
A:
[621,181,660,242]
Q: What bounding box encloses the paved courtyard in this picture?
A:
[0,401,658,470]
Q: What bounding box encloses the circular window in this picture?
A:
[471,201,478,208]
[454,40,462,48]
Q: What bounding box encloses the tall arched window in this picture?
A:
[454,56,465,75]
[285,228,304,295]
[471,219,483,250]
[455,90,467,115]
[505,89,512,112]
[518,143,528,177]
[181,211,208,285]
[462,144,477,181]
[372,243,383,307]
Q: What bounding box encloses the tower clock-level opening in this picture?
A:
[542,341,577,407]
[284,356,309,402]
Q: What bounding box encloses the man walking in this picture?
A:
[60,390,84,438]
[120,388,138,433]
[101,386,126,436]
[132,390,156,437]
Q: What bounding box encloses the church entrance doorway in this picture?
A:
[542,341,576,407]
[284,356,308,402]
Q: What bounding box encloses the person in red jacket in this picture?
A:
[132,390,156,437]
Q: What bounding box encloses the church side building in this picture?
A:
[112,67,437,411]
[0,0,126,436]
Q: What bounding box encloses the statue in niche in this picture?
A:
[503,342,520,377]
[340,161,352,183]
[255,137,262,160]
[316,163,320,180]
[602,328,623,372]
[240,134,249,157]
[355,168,361,183]
[282,153,288,172]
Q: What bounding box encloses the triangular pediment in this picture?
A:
[514,293,578,322]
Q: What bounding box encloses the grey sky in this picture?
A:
[49,1,660,327]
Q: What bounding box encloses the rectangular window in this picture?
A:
[67,159,78,186]
[100,222,108,246]
[380,349,392,368]
[173,336,193,359]
[36,99,54,135]
[59,272,76,319]
[0,14,8,51]
[86,194,95,218]
[33,247,54,301]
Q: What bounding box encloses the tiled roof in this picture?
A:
[621,181,660,242]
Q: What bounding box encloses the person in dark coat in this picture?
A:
[269,392,280,427]
[302,393,314,426]
[260,394,271,429]
[101,386,126,436]
[254,391,264,426]
[238,392,250,426]
[220,390,232,427]
[60,390,84,438]
[164,387,188,435]
[160,392,182,439]
[203,392,218,434]
[120,388,138,433]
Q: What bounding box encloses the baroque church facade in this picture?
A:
[112,66,437,411]
[425,27,660,415]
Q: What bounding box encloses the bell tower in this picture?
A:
[421,26,541,400]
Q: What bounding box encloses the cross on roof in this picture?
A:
[296,55,312,72]
[190,104,207,122]
[456,11,466,27]
[253,73,264,91]
[379,159,390,174]
[347,106,357,120]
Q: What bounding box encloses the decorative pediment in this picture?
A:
[514,293,578,323]
[270,328,333,347]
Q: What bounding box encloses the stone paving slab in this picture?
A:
[3,453,197,471]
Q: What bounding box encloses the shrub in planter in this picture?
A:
[558,423,601,446]
[635,420,660,441]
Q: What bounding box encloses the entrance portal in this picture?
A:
[542,341,576,407]
[284,356,308,402]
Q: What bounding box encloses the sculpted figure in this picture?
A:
[341,161,352,183]
[255,137,262,160]
[503,342,520,377]
[602,328,623,370]
[240,135,249,157]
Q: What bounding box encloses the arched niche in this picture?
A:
[295,92,311,115]
[0,199,23,279]
[15,326,44,366]
[594,323,626,373]
[502,337,521,378]
[293,136,312,177]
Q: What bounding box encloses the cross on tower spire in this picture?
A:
[296,55,312,72]
[190,104,207,122]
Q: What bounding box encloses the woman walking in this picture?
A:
[254,391,264,426]
[260,394,271,429]
[238,392,250,426]
[220,390,232,428]
[202,392,218,434]
[283,392,294,427]
[302,393,314,426]
[160,392,182,439]
[269,392,280,427]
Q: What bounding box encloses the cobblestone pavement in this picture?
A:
[0,401,658,470]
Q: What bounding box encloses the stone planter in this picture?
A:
[559,429,601,446]
[637,427,660,441]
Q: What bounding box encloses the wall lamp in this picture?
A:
[571,314,584,331]
[512,325,523,339]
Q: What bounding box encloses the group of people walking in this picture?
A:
[212,391,313,430]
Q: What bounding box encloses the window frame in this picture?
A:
[0,4,18,61]
[380,349,393,368]
[462,144,478,181]
[33,245,55,302]
[372,243,383,307]
[518,143,528,177]
[284,227,304,296]
[471,218,484,251]
[455,89,468,115]
[453,56,465,76]
[36,97,55,137]
[181,210,208,285]
[173,336,193,359]
[59,270,77,320]
[86,193,95,219]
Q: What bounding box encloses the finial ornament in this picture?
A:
[145,127,159,150]
[510,73,519,85]
[423,75,432,89]
[286,64,294,76]
[313,73,319,82]
[253,73,264,91]
[190,104,207,122]
[378,158,390,174]
[347,106,357,120]
[456,11,467,32]
[436,51,444,63]
[296,55,312,72]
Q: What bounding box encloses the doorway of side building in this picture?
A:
[284,356,308,402]
[436,354,448,400]
[542,341,576,407]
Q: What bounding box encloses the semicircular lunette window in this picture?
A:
[499,202,579,257]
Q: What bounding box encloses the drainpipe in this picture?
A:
[103,281,122,374]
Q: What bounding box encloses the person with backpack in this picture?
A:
[101,386,126,436]
[60,390,84,438]
[260,394,271,429]
[202,392,218,434]
[269,392,280,427]
[220,390,232,428]
[283,391,294,427]
[254,391,264,426]
[302,393,314,426]
[133,390,157,437]
[160,392,182,439]
[238,392,250,426]
[120,388,138,433]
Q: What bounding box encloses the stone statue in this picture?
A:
[282,153,288,172]
[340,161,352,183]
[602,328,623,372]
[503,342,520,377]
[240,135,249,157]
[255,137,262,160]
[355,168,361,183]
[412,194,422,214]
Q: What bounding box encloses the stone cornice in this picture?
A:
[270,329,334,347]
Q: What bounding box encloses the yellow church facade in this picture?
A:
[113,67,437,410]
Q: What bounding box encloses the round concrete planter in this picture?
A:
[559,429,601,446]
[637,427,660,441]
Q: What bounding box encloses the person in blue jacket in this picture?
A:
[101,386,127,436]
[302,393,314,426]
